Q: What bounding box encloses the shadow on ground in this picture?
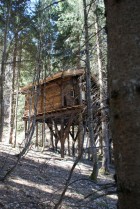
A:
[0,144,117,209]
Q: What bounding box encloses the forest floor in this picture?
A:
[0,142,117,209]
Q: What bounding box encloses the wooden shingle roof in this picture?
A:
[20,69,85,93]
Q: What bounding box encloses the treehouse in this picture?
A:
[21,69,85,121]
[20,69,97,157]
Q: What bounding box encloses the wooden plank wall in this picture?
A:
[24,76,80,118]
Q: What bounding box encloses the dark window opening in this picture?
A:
[70,90,75,97]
[64,96,67,107]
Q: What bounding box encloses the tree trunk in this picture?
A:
[13,40,22,148]
[83,0,98,181]
[94,3,110,174]
[13,89,19,148]
[0,2,11,142]
[76,34,81,69]
[104,0,140,208]
[9,32,18,144]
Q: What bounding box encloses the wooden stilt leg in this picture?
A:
[42,122,45,149]
[78,112,83,156]
[70,124,79,156]
[67,134,70,156]
[60,115,74,158]
[49,123,54,150]
[60,119,65,158]
[72,124,75,156]
[36,122,38,147]
[25,120,27,138]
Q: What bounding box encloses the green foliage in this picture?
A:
[53,0,83,69]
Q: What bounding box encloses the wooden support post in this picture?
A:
[50,123,54,150]
[60,118,65,158]
[54,122,60,151]
[60,114,75,158]
[71,124,75,156]
[47,121,55,150]
[78,112,83,156]
[41,122,45,148]
[35,122,38,147]
[25,120,27,138]
[67,134,70,156]
[69,120,79,156]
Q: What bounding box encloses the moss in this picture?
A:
[99,167,110,175]
[98,153,103,161]
[90,163,98,182]
[97,201,109,209]
[90,171,97,182]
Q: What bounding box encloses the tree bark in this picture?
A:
[94,3,110,174]
[83,0,98,181]
[13,40,22,147]
[104,0,140,208]
[0,2,11,142]
[9,32,18,144]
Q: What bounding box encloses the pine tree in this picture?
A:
[54,0,83,69]
[8,0,32,144]
[105,0,140,208]
[0,0,11,142]
[83,0,98,181]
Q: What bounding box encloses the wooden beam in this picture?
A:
[35,122,38,147]
[23,105,84,122]
[25,120,27,139]
[78,112,83,155]
[41,122,45,148]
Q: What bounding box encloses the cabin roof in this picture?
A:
[20,69,85,93]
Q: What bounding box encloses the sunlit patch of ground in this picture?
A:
[0,142,117,209]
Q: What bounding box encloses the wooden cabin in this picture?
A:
[21,69,86,157]
[21,69,85,122]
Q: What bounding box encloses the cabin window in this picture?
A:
[63,90,75,107]
[64,96,67,107]
[70,90,75,97]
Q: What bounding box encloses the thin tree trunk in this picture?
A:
[77,34,81,69]
[13,90,19,148]
[94,3,109,174]
[9,32,18,144]
[83,0,98,181]
[13,40,23,147]
[0,2,11,142]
